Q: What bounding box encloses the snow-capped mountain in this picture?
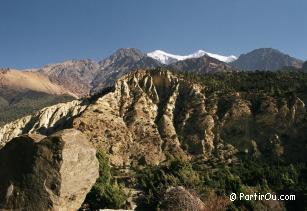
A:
[147,50,237,64]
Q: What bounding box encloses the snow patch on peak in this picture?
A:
[147,50,237,64]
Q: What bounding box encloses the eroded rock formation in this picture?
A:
[0,100,88,148]
[0,69,306,166]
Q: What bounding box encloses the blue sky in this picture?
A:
[0,0,306,69]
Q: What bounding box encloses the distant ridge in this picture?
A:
[1,47,304,98]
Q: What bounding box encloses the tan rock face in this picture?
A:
[73,70,209,166]
[0,129,99,211]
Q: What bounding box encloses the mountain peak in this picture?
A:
[232,48,303,71]
[246,48,282,55]
[99,48,144,65]
[147,49,237,64]
[113,48,144,57]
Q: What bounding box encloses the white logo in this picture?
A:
[230,193,236,201]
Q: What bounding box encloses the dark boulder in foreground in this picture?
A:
[0,129,99,211]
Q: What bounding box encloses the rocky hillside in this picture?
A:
[1,69,306,163]
[37,59,100,96]
[231,48,303,71]
[1,69,306,210]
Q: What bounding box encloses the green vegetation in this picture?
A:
[180,70,307,104]
[136,157,201,209]
[136,157,307,210]
[150,69,307,123]
[82,150,128,210]
[0,89,74,126]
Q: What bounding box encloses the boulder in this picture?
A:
[0,129,99,211]
[160,186,205,211]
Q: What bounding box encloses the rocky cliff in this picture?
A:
[1,69,306,166]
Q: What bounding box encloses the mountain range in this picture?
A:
[1,48,305,99]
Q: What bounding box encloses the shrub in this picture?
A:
[82,150,128,210]
[136,157,201,209]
